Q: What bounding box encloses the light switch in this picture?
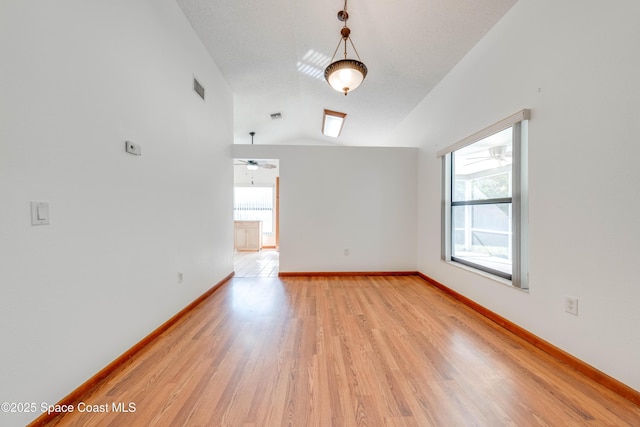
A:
[31,201,50,226]
[37,205,48,221]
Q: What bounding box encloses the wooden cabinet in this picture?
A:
[234,220,262,251]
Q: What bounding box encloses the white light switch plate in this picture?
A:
[31,201,50,225]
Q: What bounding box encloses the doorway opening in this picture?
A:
[233,158,280,277]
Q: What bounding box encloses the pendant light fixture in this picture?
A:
[324,0,368,96]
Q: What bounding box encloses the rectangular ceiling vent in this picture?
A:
[270,112,282,120]
[193,77,205,100]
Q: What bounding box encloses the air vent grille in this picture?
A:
[193,78,205,100]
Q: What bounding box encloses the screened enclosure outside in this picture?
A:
[451,127,513,278]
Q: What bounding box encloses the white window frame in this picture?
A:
[439,110,530,289]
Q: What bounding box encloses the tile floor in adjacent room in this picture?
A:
[233,248,279,278]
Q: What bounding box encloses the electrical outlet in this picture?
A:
[125,140,141,156]
[177,272,184,284]
[565,296,578,315]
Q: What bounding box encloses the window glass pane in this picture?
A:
[233,186,273,234]
[452,203,512,276]
[453,127,513,202]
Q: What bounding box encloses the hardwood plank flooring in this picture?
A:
[42,276,640,426]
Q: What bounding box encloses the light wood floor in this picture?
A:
[44,276,640,426]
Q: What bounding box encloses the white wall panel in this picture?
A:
[232,145,418,272]
[0,1,234,425]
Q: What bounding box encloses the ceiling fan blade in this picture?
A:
[261,163,277,169]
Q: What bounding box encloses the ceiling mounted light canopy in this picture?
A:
[324,0,367,96]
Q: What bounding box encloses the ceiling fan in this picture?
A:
[465,145,511,166]
[234,159,277,170]
[233,132,277,170]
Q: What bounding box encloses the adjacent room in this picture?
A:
[1,0,639,426]
[233,156,280,277]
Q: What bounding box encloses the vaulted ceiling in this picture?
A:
[176,0,517,146]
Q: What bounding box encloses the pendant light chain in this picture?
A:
[324,0,368,95]
[348,37,362,62]
[330,37,342,63]
[343,34,348,60]
[342,0,349,59]
[330,0,350,62]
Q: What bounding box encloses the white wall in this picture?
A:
[232,145,418,272]
[0,1,234,425]
[389,0,640,391]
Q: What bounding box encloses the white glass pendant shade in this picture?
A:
[324,59,368,95]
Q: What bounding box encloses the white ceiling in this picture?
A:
[176,0,517,147]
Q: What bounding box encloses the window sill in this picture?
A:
[443,259,528,293]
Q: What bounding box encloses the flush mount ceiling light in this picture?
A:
[322,109,347,137]
[324,0,368,96]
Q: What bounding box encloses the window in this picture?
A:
[233,186,274,234]
[439,110,529,289]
